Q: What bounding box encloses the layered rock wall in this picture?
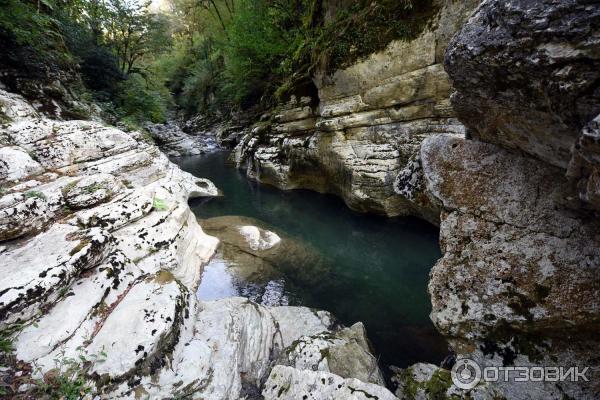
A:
[233,0,479,224]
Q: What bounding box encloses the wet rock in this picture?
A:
[145,120,218,157]
[200,215,331,291]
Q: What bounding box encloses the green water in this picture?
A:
[174,151,447,368]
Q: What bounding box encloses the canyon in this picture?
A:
[1,0,599,399]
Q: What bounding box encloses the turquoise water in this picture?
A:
[174,152,447,368]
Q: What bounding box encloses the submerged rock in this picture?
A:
[197,215,332,305]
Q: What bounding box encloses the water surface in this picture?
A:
[174,151,447,368]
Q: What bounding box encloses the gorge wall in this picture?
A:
[232,0,480,224]
[233,0,600,399]
[422,1,600,399]
[1,0,599,399]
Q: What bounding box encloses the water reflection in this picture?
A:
[174,152,447,368]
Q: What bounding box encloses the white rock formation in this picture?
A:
[145,120,218,157]
[0,89,394,399]
[238,225,281,251]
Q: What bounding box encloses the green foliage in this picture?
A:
[1,0,436,124]
[115,73,170,124]
[25,190,47,200]
[153,197,168,211]
[221,1,302,107]
[163,0,434,115]
[0,0,59,49]
[31,348,107,399]
[0,328,14,354]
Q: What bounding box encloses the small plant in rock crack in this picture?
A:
[27,347,108,400]
[153,197,168,211]
[25,190,47,200]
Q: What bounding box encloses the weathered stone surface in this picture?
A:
[62,173,121,209]
[263,365,397,400]
[0,146,43,181]
[145,120,218,157]
[435,3,600,398]
[422,134,600,399]
[445,0,600,169]
[568,113,600,210]
[391,363,502,400]
[1,89,389,399]
[233,0,478,221]
[276,322,385,386]
[0,224,111,326]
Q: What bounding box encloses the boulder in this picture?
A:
[262,365,397,400]
[421,135,600,398]
[145,120,218,157]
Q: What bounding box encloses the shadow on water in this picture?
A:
[174,151,448,368]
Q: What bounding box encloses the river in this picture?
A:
[174,151,447,369]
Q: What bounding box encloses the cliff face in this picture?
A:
[419,1,600,399]
[233,0,480,224]
[234,1,600,398]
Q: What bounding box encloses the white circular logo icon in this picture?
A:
[451,358,482,390]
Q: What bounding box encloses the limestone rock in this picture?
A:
[568,114,600,210]
[421,134,600,399]
[262,365,397,400]
[445,0,600,169]
[276,322,385,386]
[0,146,43,181]
[145,120,218,157]
[391,363,502,400]
[62,173,121,209]
[420,2,600,398]
[232,0,478,221]
[1,88,389,399]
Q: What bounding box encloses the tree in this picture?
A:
[104,0,170,74]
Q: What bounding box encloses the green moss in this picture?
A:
[69,239,89,256]
[25,190,47,200]
[0,110,12,125]
[398,367,459,400]
[152,197,168,211]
